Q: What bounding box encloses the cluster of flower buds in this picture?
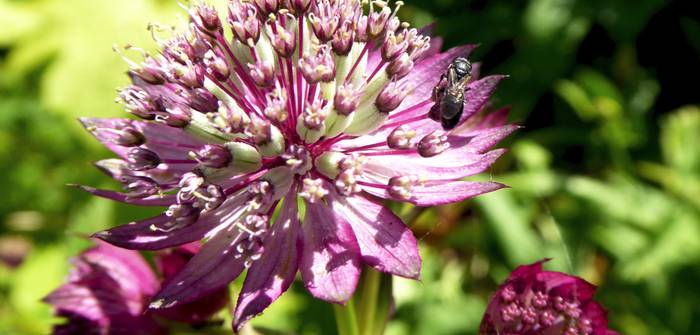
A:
[480,260,619,335]
[44,243,229,334]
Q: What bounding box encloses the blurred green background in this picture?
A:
[0,0,698,334]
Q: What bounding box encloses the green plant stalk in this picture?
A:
[357,268,382,334]
[371,273,394,335]
[333,299,360,335]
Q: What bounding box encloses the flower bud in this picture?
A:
[114,127,146,147]
[335,170,361,196]
[224,142,263,173]
[161,105,192,128]
[299,178,329,203]
[213,101,251,134]
[242,214,270,237]
[236,235,265,268]
[248,59,275,87]
[266,17,296,58]
[282,145,312,175]
[314,151,345,180]
[417,130,450,157]
[123,176,160,198]
[246,120,285,157]
[253,0,280,16]
[308,1,340,43]
[386,52,414,79]
[354,15,369,43]
[334,83,362,116]
[298,45,336,84]
[255,167,294,203]
[381,30,409,62]
[129,56,168,85]
[204,50,231,81]
[388,175,421,200]
[190,144,232,168]
[285,0,312,16]
[229,1,261,44]
[332,20,354,56]
[296,100,328,143]
[171,61,204,89]
[153,203,200,232]
[387,125,416,149]
[367,6,392,40]
[94,158,130,180]
[127,147,161,171]
[199,184,226,212]
[192,3,223,36]
[86,120,146,147]
[375,80,411,114]
[119,87,157,120]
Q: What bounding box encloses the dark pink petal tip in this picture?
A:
[233,197,301,331]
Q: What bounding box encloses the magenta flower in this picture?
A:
[78,0,516,330]
[43,242,228,334]
[479,260,620,335]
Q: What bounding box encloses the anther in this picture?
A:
[299,178,329,203]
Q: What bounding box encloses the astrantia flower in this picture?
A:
[43,242,228,334]
[79,0,517,330]
[479,260,619,335]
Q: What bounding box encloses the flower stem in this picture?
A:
[333,299,360,335]
[357,268,381,334]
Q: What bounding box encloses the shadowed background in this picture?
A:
[0,0,698,334]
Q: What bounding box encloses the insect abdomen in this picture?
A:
[440,95,464,130]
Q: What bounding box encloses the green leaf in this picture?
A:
[7,245,68,335]
[475,190,542,266]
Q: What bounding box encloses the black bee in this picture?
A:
[430,57,472,130]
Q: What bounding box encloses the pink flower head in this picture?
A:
[80,0,517,331]
[480,260,620,335]
[43,242,227,334]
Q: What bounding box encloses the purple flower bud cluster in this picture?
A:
[480,260,620,335]
[44,242,228,334]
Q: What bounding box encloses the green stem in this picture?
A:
[333,299,360,335]
[371,273,394,335]
[358,268,382,334]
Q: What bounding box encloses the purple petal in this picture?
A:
[508,260,545,282]
[233,196,301,331]
[80,117,203,160]
[72,185,175,206]
[452,124,521,154]
[44,282,131,325]
[154,289,230,324]
[364,149,506,180]
[454,75,508,127]
[457,106,511,134]
[80,242,160,298]
[363,180,507,206]
[300,201,361,304]
[331,194,421,279]
[150,225,247,308]
[93,195,249,250]
[44,243,166,335]
[539,271,597,301]
[151,244,230,324]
